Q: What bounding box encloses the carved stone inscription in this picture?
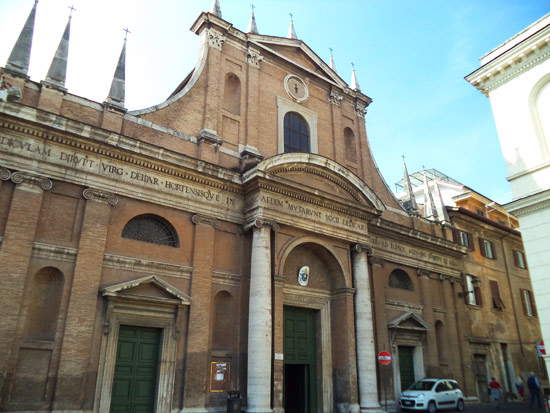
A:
[0,135,239,210]
[260,194,368,233]
[369,235,459,268]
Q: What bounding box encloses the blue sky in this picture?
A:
[0,0,548,204]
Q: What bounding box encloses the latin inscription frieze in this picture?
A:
[0,135,238,209]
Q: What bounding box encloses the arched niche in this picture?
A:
[211,290,234,350]
[344,127,357,163]
[223,73,241,115]
[23,266,64,341]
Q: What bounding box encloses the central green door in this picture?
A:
[110,325,162,413]
[284,306,317,413]
[398,346,415,391]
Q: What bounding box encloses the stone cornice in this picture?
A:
[466,26,550,95]
[0,114,242,194]
[505,188,550,217]
[32,242,78,263]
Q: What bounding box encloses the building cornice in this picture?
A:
[505,188,550,217]
[466,23,550,96]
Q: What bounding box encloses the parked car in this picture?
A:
[399,378,465,412]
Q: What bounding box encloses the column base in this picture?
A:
[245,408,273,413]
[180,408,209,413]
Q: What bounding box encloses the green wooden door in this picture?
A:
[398,346,415,391]
[284,306,317,413]
[110,325,162,413]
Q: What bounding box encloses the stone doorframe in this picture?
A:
[93,275,191,413]
[283,287,333,413]
[388,312,429,400]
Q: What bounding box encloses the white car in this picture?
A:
[399,378,465,413]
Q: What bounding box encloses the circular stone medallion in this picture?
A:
[284,74,309,102]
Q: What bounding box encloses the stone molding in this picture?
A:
[32,242,78,263]
[0,166,10,180]
[191,214,218,228]
[82,188,119,206]
[506,189,550,217]
[212,271,241,287]
[246,47,264,68]
[207,28,226,50]
[103,253,192,279]
[198,128,223,147]
[10,171,53,190]
[0,118,242,194]
[385,298,424,313]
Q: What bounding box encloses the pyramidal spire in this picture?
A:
[422,171,439,221]
[248,4,258,34]
[44,7,74,90]
[288,13,297,39]
[5,0,38,76]
[402,156,418,214]
[350,62,360,91]
[433,180,450,223]
[329,48,336,71]
[105,29,128,110]
[210,0,222,18]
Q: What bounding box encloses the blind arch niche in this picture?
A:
[122,214,179,247]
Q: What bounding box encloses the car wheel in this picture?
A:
[456,399,465,412]
[427,401,437,413]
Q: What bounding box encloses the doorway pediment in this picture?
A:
[102,275,191,305]
[388,312,429,331]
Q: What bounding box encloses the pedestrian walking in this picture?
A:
[527,371,543,409]
[488,377,503,410]
[515,376,525,400]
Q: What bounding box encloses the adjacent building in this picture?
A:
[0,2,544,412]
[466,13,550,377]
[396,169,544,402]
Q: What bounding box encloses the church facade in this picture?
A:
[0,3,543,413]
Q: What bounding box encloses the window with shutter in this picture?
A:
[490,280,504,310]
[480,238,496,259]
[522,289,537,316]
[465,275,481,306]
[514,250,527,269]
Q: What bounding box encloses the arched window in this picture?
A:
[24,267,64,340]
[212,291,234,350]
[122,214,179,247]
[389,269,413,290]
[284,112,310,153]
[223,73,241,115]
[344,127,357,162]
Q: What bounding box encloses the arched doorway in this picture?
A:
[278,241,355,413]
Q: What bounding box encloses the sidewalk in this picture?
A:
[464,401,546,412]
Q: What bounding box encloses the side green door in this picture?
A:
[284,306,317,413]
[398,346,415,391]
[110,325,162,413]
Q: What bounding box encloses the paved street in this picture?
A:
[464,402,547,412]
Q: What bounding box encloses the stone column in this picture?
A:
[54,188,118,409]
[0,171,52,392]
[182,214,217,412]
[441,278,463,380]
[352,244,381,411]
[418,270,438,372]
[246,220,273,413]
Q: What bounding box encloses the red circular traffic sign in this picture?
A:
[378,351,392,365]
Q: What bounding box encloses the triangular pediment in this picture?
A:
[102,275,191,305]
[388,312,429,331]
[249,36,347,89]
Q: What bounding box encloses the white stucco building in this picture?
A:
[466,13,550,373]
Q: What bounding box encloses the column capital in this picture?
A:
[353,243,371,255]
[82,188,119,206]
[11,171,53,191]
[191,214,218,228]
[244,218,279,232]
[0,167,10,181]
[416,268,430,278]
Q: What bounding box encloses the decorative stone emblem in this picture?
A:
[355,101,367,117]
[328,89,343,106]
[0,76,22,102]
[207,28,226,50]
[284,74,309,103]
[0,167,11,181]
[297,266,310,286]
[247,47,264,68]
